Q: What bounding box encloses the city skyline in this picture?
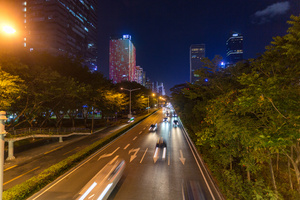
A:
[97,0,299,95]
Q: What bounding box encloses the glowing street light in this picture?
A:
[121,87,140,118]
[2,25,16,34]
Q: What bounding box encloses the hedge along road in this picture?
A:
[3,110,158,200]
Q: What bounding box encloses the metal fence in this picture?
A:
[6,127,91,136]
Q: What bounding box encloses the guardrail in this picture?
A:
[178,117,225,200]
[6,127,90,136]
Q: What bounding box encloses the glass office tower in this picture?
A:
[22,0,97,71]
[190,44,205,83]
[226,32,243,67]
[109,35,136,84]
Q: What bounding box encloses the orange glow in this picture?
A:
[2,25,16,34]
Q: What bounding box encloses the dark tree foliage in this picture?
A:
[171,15,300,200]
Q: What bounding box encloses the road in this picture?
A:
[3,125,127,190]
[28,109,223,200]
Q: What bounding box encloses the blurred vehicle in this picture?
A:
[156,137,167,148]
[149,124,157,132]
[163,117,168,122]
[128,117,134,123]
[173,113,177,117]
[182,180,206,200]
[173,120,179,127]
[76,157,125,200]
[154,137,167,162]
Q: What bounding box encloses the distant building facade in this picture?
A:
[135,66,143,85]
[152,81,165,96]
[190,44,205,83]
[145,77,152,90]
[109,35,136,84]
[22,0,98,71]
[142,71,146,86]
[226,32,243,66]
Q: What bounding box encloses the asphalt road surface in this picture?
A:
[28,110,223,200]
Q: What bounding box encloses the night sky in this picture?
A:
[97,0,299,95]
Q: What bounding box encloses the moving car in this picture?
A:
[154,137,167,162]
[128,117,134,123]
[173,120,179,127]
[149,124,157,132]
[163,117,168,122]
[156,137,167,148]
[76,157,125,200]
[182,180,206,200]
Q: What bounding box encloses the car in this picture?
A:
[128,117,134,123]
[156,137,167,148]
[163,117,168,122]
[182,180,205,200]
[173,113,177,117]
[173,120,179,127]
[149,124,157,132]
[154,137,167,162]
[76,157,126,200]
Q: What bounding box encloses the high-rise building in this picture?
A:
[226,32,243,66]
[145,77,152,90]
[142,71,146,86]
[109,35,136,84]
[152,81,165,96]
[190,44,205,83]
[21,0,97,71]
[135,66,143,85]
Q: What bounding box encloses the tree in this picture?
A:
[0,69,25,110]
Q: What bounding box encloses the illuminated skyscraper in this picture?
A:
[226,32,243,66]
[190,44,205,83]
[109,35,136,84]
[22,0,97,71]
[135,66,143,85]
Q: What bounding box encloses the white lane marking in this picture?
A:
[179,150,186,165]
[128,148,140,162]
[133,136,137,140]
[139,131,143,135]
[140,148,148,163]
[162,147,167,160]
[109,155,119,164]
[29,118,149,200]
[98,147,120,160]
[124,144,130,149]
[153,147,159,163]
[181,127,216,200]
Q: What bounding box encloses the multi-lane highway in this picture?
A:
[28,109,223,200]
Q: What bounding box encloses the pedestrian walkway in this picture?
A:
[3,124,126,170]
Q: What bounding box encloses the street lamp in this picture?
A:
[147,93,155,114]
[2,25,16,34]
[121,87,140,118]
[0,111,7,199]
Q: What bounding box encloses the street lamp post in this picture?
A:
[148,93,156,113]
[0,25,15,199]
[147,95,149,114]
[121,87,140,118]
[0,111,7,199]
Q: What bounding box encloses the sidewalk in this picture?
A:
[3,124,125,170]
